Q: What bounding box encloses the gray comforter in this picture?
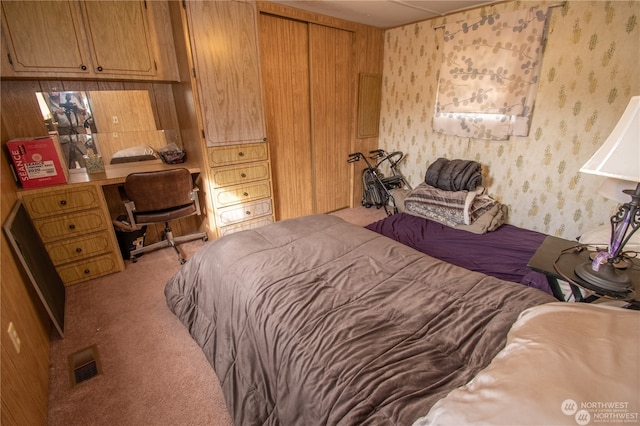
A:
[165,214,555,425]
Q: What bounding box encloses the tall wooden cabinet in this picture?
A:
[0,0,179,81]
[182,0,274,236]
[258,13,353,220]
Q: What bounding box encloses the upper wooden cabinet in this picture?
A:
[0,0,179,81]
[184,0,266,146]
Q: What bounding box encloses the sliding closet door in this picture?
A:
[309,24,352,214]
[259,15,353,219]
[259,14,313,220]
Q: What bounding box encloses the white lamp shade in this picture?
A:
[598,178,637,203]
[580,96,640,183]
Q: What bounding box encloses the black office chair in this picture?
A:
[123,168,208,264]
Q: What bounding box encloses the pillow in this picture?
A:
[579,224,640,253]
[111,145,155,159]
[110,145,157,164]
[413,302,640,425]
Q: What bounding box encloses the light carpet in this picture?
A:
[47,240,232,426]
[47,208,385,425]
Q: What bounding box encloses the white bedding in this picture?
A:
[414,302,640,425]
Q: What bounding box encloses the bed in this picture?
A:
[165,214,558,425]
[365,212,554,296]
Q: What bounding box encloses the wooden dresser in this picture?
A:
[19,184,124,286]
[208,143,274,236]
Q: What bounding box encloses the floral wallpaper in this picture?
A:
[379,0,639,240]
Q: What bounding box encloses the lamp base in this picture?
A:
[574,262,632,292]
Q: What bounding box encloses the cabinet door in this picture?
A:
[186,0,266,145]
[81,1,156,76]
[1,1,91,74]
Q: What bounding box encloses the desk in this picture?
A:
[528,236,639,306]
[67,159,201,185]
[17,160,202,286]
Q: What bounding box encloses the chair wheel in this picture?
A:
[131,256,138,263]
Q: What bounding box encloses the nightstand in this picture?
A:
[527,236,639,308]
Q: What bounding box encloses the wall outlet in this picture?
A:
[7,322,21,354]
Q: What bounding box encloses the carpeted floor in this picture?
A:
[47,208,384,425]
[47,239,232,426]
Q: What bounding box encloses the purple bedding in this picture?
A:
[365,213,552,295]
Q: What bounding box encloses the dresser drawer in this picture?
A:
[33,210,109,243]
[216,199,272,226]
[212,180,271,208]
[208,143,268,167]
[56,253,121,286]
[210,161,270,188]
[21,186,102,218]
[218,215,274,237]
[45,231,113,266]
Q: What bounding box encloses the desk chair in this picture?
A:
[123,168,208,264]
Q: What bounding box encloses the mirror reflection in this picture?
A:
[36,91,97,168]
[36,90,176,169]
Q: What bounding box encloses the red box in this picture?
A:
[7,136,69,188]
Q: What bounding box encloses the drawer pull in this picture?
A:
[240,173,247,178]
[69,224,76,230]
[76,247,82,253]
[243,192,249,197]
[238,152,245,157]
[84,269,90,274]
[245,211,251,216]
[60,200,67,206]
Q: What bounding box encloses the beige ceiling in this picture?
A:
[269,0,501,29]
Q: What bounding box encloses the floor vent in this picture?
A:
[68,345,101,387]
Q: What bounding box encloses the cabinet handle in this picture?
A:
[243,192,249,197]
[83,269,90,274]
[240,173,247,178]
[69,224,76,230]
[75,247,82,253]
[97,66,103,72]
[245,211,251,216]
[238,152,244,157]
[59,199,67,206]
[80,64,87,70]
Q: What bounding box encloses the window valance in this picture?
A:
[433,7,550,140]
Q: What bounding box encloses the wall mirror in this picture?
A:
[35,90,175,168]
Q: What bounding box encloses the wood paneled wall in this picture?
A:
[1,82,51,426]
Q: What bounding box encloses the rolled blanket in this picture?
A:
[394,187,506,234]
[404,183,484,226]
[425,157,483,191]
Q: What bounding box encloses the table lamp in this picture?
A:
[576,96,640,292]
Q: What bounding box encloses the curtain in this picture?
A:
[433,7,550,140]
